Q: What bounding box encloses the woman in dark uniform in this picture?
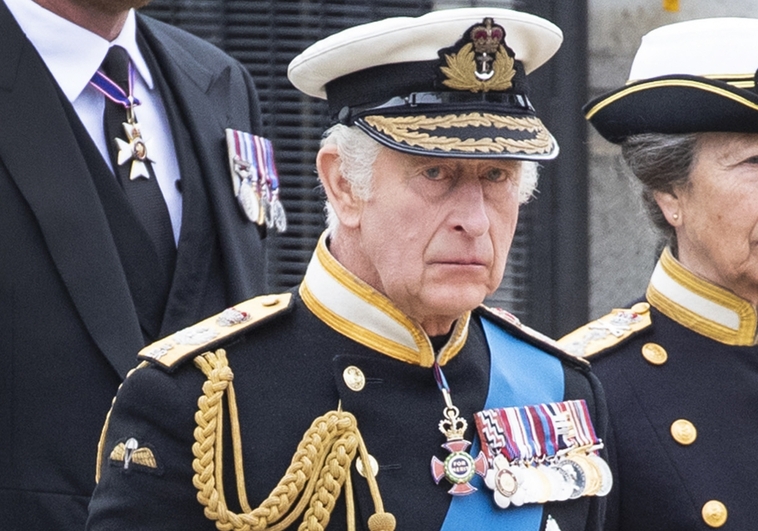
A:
[560,16,758,531]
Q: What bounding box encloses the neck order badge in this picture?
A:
[91,45,176,274]
[91,45,152,181]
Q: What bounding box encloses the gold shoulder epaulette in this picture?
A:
[557,302,652,358]
[138,293,293,370]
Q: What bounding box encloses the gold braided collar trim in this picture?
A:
[362,113,554,155]
[299,232,469,367]
[647,247,758,346]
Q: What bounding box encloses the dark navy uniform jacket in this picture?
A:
[560,247,758,530]
[87,235,608,531]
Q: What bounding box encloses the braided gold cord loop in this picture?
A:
[298,430,357,531]
[192,350,394,531]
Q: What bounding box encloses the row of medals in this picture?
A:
[484,447,612,508]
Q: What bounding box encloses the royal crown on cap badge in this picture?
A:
[470,18,505,79]
[440,17,516,92]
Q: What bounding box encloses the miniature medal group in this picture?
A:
[430,385,612,508]
[226,129,287,233]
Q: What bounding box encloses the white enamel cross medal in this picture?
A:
[115,119,152,181]
[89,59,153,181]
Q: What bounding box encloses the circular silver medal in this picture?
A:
[271,198,287,233]
[547,462,574,501]
[519,465,542,504]
[538,463,564,502]
[556,458,586,499]
[588,453,613,497]
[262,192,273,228]
[237,179,260,223]
[509,464,528,506]
[495,466,519,498]
[531,465,552,504]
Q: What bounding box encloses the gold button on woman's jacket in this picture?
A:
[670,419,697,445]
[702,500,727,528]
[641,343,668,365]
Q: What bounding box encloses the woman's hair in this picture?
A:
[320,124,539,233]
[620,132,699,253]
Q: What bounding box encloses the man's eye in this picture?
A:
[484,168,507,182]
[423,167,444,180]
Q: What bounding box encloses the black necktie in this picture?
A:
[100,45,176,277]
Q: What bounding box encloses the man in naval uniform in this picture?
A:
[0,0,270,528]
[87,8,608,531]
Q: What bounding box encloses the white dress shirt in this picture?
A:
[5,0,183,243]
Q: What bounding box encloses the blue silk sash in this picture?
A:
[440,317,564,530]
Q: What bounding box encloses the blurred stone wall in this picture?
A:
[586,0,758,318]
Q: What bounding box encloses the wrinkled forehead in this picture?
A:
[694,131,758,162]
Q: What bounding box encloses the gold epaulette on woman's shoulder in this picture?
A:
[557,302,653,358]
[138,293,293,371]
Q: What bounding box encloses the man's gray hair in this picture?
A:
[620,132,699,254]
[320,125,539,233]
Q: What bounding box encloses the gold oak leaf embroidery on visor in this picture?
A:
[441,43,516,92]
[363,113,554,154]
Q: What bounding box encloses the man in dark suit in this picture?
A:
[0,0,269,528]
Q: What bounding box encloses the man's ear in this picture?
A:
[317,144,363,229]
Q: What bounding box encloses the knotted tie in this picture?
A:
[100,45,176,274]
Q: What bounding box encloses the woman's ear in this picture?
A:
[654,189,682,227]
[317,144,363,229]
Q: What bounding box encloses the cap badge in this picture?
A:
[440,18,516,92]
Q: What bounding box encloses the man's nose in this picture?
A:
[451,179,489,236]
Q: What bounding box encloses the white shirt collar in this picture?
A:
[5,0,153,102]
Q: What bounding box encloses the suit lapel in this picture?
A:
[136,32,223,333]
[0,3,143,378]
[137,15,266,307]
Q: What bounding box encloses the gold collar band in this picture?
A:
[299,233,469,366]
[646,248,757,346]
